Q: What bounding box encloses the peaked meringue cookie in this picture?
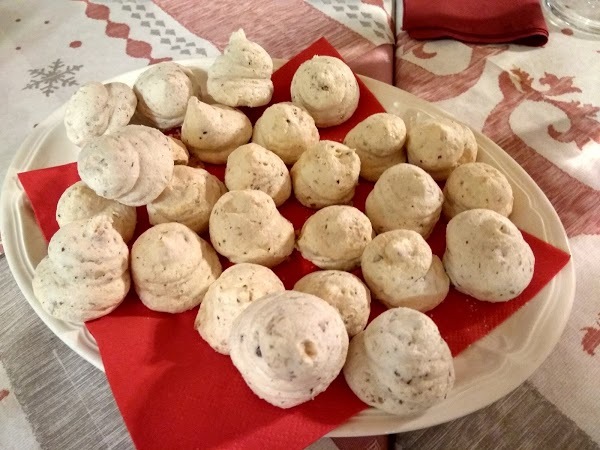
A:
[56,181,137,243]
[229,290,349,408]
[32,215,130,323]
[78,125,174,207]
[207,29,273,107]
[209,190,295,267]
[291,56,360,127]
[64,81,137,147]
[181,96,252,164]
[196,263,285,354]
[344,307,454,416]
[252,102,319,164]
[168,137,190,165]
[133,62,198,130]
[131,223,222,313]
[343,113,407,182]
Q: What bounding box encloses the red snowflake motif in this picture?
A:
[0,389,9,401]
[581,314,600,356]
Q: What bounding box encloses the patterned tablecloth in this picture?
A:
[0,1,599,449]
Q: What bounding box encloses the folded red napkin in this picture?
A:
[18,38,569,450]
[402,0,549,46]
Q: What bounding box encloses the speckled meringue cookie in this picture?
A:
[147,165,226,233]
[64,81,137,147]
[343,307,454,416]
[361,230,449,312]
[131,223,222,313]
[297,205,373,271]
[32,215,130,323]
[229,290,349,408]
[196,263,285,354]
[252,102,320,164]
[365,163,443,238]
[343,113,407,182]
[168,137,189,165]
[294,270,371,336]
[209,190,295,267]
[207,29,273,107]
[78,125,174,207]
[56,181,137,243]
[181,96,252,164]
[443,162,514,219]
[291,140,360,209]
[225,143,291,206]
[406,113,477,181]
[291,56,360,127]
[133,62,198,130]
[443,209,534,302]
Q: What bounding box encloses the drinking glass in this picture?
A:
[544,0,600,34]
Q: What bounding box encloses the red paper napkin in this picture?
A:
[402,0,549,46]
[18,39,570,450]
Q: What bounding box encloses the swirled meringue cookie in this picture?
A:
[131,223,222,313]
[443,162,513,219]
[365,164,443,238]
[181,96,252,164]
[361,230,449,312]
[294,270,370,337]
[32,215,130,323]
[133,62,198,130]
[195,263,285,354]
[207,29,273,107]
[168,137,189,165]
[343,307,454,416]
[297,205,373,271]
[64,81,137,147]
[443,209,534,302]
[56,181,137,243]
[225,143,291,206]
[291,140,360,209]
[291,56,359,127]
[77,125,174,207]
[229,290,349,408]
[406,113,477,181]
[343,113,407,182]
[252,102,319,164]
[147,165,226,233]
[209,190,295,267]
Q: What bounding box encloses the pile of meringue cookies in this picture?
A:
[32,30,535,417]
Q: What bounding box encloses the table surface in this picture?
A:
[1,1,599,449]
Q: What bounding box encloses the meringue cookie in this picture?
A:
[443,162,514,219]
[294,270,371,337]
[207,29,273,107]
[365,163,443,238]
[229,290,349,408]
[64,81,137,147]
[225,143,291,206]
[291,56,359,127]
[361,230,449,312]
[343,113,407,182]
[32,215,130,323]
[406,113,477,181]
[56,181,137,243]
[291,140,360,209]
[78,125,174,207]
[169,137,190,165]
[133,62,198,130]
[147,165,226,233]
[181,96,252,164]
[297,205,373,271]
[343,307,454,416]
[252,102,319,164]
[131,223,222,313]
[209,190,295,267]
[443,209,534,302]
[196,263,285,354]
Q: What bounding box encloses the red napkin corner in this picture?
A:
[402,0,549,46]
[17,38,569,450]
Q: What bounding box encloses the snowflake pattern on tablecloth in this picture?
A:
[23,59,83,97]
